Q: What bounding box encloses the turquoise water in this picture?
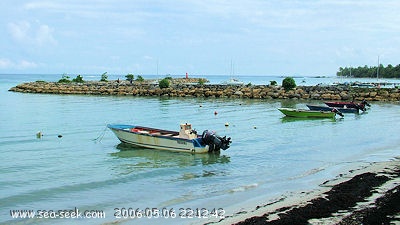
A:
[1,74,400,225]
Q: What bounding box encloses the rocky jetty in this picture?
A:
[8,80,400,101]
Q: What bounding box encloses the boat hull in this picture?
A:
[306,104,358,114]
[325,102,356,108]
[324,101,367,110]
[278,108,336,118]
[107,124,209,154]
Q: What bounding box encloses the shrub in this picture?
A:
[282,77,296,91]
[136,75,144,82]
[125,74,134,81]
[58,74,71,83]
[198,78,206,85]
[159,78,170,88]
[100,72,108,82]
[270,80,277,86]
[72,75,84,83]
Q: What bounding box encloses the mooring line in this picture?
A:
[93,126,108,142]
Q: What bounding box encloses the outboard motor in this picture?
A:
[331,108,344,117]
[202,130,231,152]
[355,103,366,111]
[362,99,371,107]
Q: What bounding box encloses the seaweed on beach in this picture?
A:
[338,168,400,225]
[338,185,400,225]
[235,172,390,225]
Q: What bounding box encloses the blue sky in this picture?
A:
[1,0,400,76]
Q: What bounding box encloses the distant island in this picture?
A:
[337,64,400,78]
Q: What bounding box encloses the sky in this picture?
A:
[1,0,400,76]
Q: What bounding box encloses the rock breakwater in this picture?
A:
[9,80,400,101]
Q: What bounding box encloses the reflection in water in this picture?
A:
[280,116,337,123]
[177,169,228,181]
[109,143,230,175]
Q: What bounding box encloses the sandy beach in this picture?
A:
[203,158,400,225]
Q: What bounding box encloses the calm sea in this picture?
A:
[1,74,399,225]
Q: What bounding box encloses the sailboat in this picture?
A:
[221,60,244,85]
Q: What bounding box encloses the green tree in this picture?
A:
[336,64,400,78]
[136,75,144,82]
[159,78,170,88]
[198,78,206,85]
[72,75,84,83]
[58,74,71,83]
[282,77,296,91]
[125,74,134,81]
[100,72,108,82]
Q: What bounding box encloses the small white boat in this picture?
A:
[221,78,244,86]
[107,123,231,154]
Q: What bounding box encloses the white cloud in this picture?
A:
[19,60,39,69]
[0,58,13,69]
[0,58,38,70]
[143,56,154,60]
[36,24,57,45]
[7,21,57,46]
[7,21,31,42]
[24,1,59,10]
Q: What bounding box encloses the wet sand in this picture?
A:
[205,159,400,225]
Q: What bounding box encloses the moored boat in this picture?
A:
[221,78,244,86]
[306,104,359,114]
[278,108,343,118]
[107,123,231,154]
[324,100,370,111]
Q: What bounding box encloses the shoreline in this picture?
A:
[8,80,400,101]
[206,158,400,225]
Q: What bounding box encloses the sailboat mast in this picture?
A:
[377,55,380,80]
[156,59,159,76]
[232,61,235,77]
[230,59,234,77]
[349,66,351,77]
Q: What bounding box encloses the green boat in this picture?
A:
[278,108,343,118]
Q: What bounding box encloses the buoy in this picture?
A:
[225,122,229,127]
[58,134,63,138]
[214,111,218,115]
[36,131,43,139]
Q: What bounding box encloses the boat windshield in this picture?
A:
[181,123,192,130]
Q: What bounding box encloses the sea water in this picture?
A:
[1,74,400,225]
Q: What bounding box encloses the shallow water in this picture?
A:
[1,74,399,224]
